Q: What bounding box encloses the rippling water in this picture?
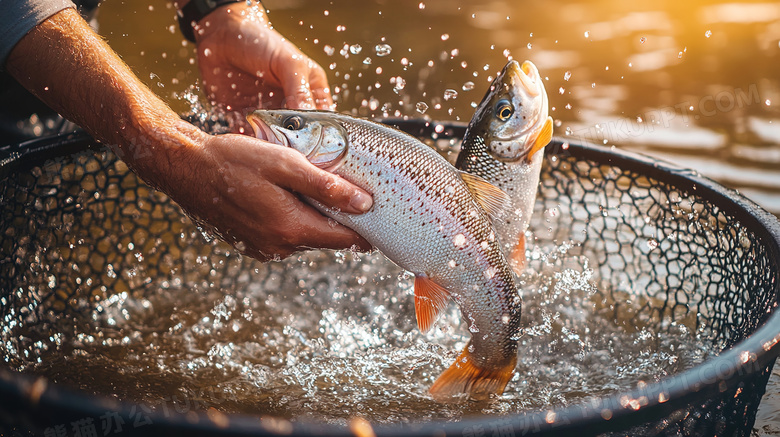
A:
[86,0,780,433]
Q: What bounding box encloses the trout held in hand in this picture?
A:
[248,109,521,399]
[456,60,553,274]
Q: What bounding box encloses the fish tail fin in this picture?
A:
[429,345,517,401]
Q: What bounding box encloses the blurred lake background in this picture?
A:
[96,0,780,434]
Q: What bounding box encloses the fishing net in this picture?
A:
[0,121,779,436]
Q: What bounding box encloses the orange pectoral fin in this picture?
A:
[414,275,451,333]
[429,345,517,401]
[526,116,554,163]
[509,233,526,275]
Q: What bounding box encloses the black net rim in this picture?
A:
[1,121,779,437]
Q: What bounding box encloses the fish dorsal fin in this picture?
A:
[459,172,510,219]
[414,275,451,333]
[527,116,554,162]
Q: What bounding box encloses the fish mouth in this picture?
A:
[246,113,289,148]
[504,60,540,98]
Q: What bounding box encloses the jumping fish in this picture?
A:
[248,109,521,399]
[455,60,553,274]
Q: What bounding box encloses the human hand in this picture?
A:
[193,2,333,130]
[164,130,373,261]
[7,7,366,262]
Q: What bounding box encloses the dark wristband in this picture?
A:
[177,0,245,42]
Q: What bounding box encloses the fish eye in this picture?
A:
[495,100,514,121]
[283,115,303,130]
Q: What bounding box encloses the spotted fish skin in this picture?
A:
[248,110,521,399]
[455,60,553,273]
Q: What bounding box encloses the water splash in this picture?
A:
[1,235,715,425]
[374,44,392,57]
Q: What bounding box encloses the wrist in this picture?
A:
[109,84,207,191]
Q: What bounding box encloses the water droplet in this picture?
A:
[391,76,406,94]
[448,260,456,268]
[349,44,362,54]
[462,81,475,91]
[374,43,392,56]
[584,31,590,38]
[415,102,428,114]
[647,239,658,250]
[443,89,458,100]
[563,71,572,81]
[363,57,372,65]
[324,45,335,56]
[452,234,466,247]
[558,87,565,94]
[766,99,772,106]
[441,34,449,41]
[705,30,712,38]
[639,37,646,44]
[501,314,511,324]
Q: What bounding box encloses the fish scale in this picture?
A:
[457,132,544,258]
[249,110,522,399]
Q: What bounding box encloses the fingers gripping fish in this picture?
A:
[248,110,521,399]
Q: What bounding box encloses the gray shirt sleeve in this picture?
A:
[0,0,76,69]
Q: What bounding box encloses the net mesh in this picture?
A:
[533,152,777,436]
[0,135,778,436]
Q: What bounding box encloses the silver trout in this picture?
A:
[456,60,553,274]
[247,109,521,399]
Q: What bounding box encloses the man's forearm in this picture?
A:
[4,7,205,192]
